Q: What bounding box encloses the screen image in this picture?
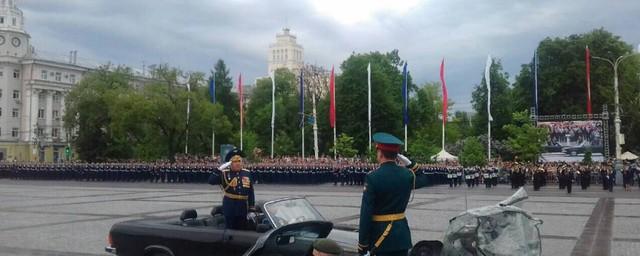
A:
[537,120,604,162]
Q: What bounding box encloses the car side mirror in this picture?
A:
[276,235,295,245]
[256,223,271,233]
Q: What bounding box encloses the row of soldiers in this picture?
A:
[0,162,339,184]
[446,167,501,188]
[0,162,449,187]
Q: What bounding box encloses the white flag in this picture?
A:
[485,55,493,122]
[271,72,275,127]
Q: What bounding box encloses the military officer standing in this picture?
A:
[208,149,255,230]
[358,133,429,256]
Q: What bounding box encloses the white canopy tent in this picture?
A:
[620,151,638,161]
[431,149,458,162]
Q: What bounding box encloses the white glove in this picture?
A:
[397,154,412,166]
[218,161,231,171]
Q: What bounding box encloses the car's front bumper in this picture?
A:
[105,246,117,254]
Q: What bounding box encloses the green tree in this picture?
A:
[210,59,239,124]
[67,64,233,161]
[333,50,413,154]
[503,111,549,162]
[331,133,358,158]
[275,131,296,156]
[459,137,486,167]
[64,65,134,161]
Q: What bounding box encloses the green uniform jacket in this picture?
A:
[358,161,429,253]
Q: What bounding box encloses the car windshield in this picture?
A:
[264,198,324,228]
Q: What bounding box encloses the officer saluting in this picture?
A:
[358,132,429,256]
[208,149,255,230]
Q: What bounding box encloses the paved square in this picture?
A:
[0,180,639,255]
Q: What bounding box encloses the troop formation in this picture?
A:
[1,158,638,193]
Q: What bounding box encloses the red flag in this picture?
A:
[329,66,336,128]
[239,73,243,131]
[440,59,448,126]
[586,46,592,115]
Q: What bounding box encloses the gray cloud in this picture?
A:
[20,0,640,111]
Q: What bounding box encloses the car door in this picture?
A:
[243,221,333,256]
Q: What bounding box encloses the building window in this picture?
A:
[13,69,19,78]
[53,110,59,118]
[0,89,2,98]
[12,90,18,99]
[55,72,61,82]
[0,71,3,77]
[12,17,16,26]
[12,128,18,138]
[37,108,44,119]
[0,17,4,24]
[41,70,47,79]
[52,128,59,138]
[12,108,18,118]
[70,74,76,83]
[0,107,2,116]
[37,128,43,136]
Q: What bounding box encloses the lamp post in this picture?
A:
[592,51,639,159]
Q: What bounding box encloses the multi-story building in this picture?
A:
[268,28,304,75]
[0,1,89,162]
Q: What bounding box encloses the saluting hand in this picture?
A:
[397,154,412,166]
[217,162,231,172]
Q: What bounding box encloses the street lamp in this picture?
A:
[592,49,640,159]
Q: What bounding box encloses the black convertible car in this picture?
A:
[106,197,359,256]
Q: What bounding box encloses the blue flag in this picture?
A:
[209,75,216,104]
[402,62,409,125]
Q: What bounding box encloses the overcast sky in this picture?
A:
[20,0,640,112]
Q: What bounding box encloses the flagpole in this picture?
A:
[239,74,243,151]
[488,120,491,161]
[485,55,492,162]
[184,74,191,155]
[300,70,305,159]
[442,122,445,151]
[211,128,216,160]
[271,72,275,158]
[333,127,337,160]
[401,63,409,151]
[367,63,372,152]
[534,50,539,116]
[404,125,408,152]
[312,92,319,159]
[211,73,216,159]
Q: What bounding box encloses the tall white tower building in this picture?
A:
[268,28,303,74]
[0,0,88,162]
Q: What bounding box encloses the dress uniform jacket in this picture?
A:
[208,168,255,228]
[358,161,429,254]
